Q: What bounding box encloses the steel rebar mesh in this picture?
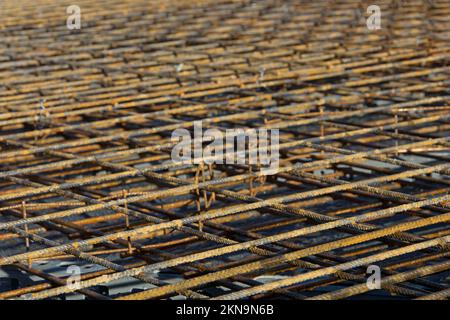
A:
[0,0,449,300]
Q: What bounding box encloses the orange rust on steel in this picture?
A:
[1,0,449,300]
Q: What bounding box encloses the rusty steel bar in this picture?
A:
[0,0,449,300]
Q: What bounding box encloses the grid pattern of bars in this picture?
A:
[0,0,449,300]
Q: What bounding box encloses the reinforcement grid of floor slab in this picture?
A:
[0,0,449,300]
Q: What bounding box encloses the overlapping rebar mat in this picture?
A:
[0,0,449,300]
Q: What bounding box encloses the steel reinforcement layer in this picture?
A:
[0,0,449,300]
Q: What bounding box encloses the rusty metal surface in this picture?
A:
[0,0,449,300]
